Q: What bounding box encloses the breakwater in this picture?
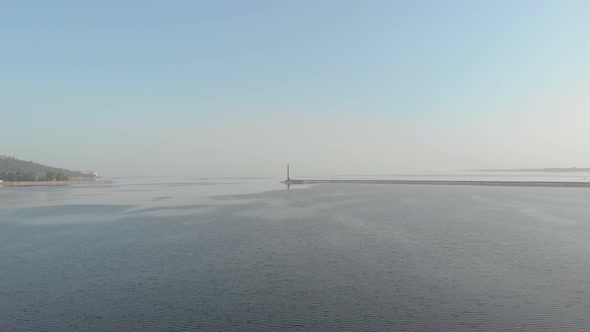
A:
[282,179,590,188]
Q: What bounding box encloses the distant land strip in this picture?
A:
[0,180,114,187]
[470,168,590,172]
[282,179,590,188]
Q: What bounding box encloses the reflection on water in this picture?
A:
[1,177,590,331]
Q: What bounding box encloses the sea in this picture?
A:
[1,172,590,331]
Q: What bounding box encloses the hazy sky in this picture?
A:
[1,0,589,177]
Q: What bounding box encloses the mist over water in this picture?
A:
[2,2,589,330]
[1,177,590,331]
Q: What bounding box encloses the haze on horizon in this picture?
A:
[1,1,589,178]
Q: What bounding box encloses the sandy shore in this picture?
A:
[0,179,114,187]
[282,179,590,188]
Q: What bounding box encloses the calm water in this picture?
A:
[1,177,590,331]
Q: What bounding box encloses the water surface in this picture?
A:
[1,177,590,331]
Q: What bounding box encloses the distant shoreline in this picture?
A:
[469,168,590,173]
[0,179,114,187]
[282,179,590,188]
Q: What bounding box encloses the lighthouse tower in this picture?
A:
[287,164,290,181]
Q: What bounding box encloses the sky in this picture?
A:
[1,0,589,177]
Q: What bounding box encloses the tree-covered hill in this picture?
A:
[0,155,89,182]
